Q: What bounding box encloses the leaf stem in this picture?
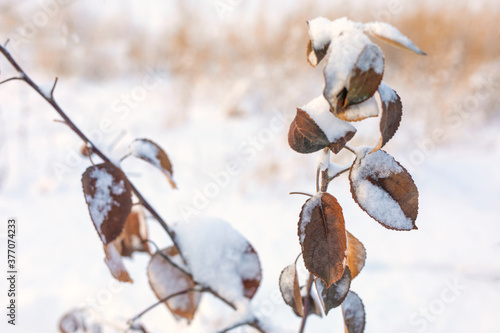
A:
[298,273,314,333]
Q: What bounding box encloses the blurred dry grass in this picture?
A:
[1,2,499,121]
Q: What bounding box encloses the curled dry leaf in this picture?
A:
[129,138,177,189]
[82,163,133,244]
[59,309,101,333]
[147,246,201,321]
[113,206,150,258]
[343,43,384,110]
[349,148,418,230]
[346,231,366,279]
[103,242,133,283]
[315,266,352,315]
[338,96,380,123]
[288,96,356,154]
[298,192,347,287]
[372,82,403,151]
[279,264,304,317]
[364,22,427,55]
[342,291,366,333]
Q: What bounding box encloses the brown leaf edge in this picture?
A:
[372,84,403,152]
[279,264,304,317]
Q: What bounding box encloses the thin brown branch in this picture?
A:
[0,76,23,85]
[50,76,58,98]
[217,318,267,333]
[289,192,313,198]
[0,44,185,263]
[298,273,314,333]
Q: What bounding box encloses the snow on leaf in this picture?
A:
[343,43,384,109]
[59,309,101,333]
[315,266,352,315]
[129,138,177,189]
[364,22,426,55]
[103,242,133,283]
[342,291,366,333]
[147,246,201,321]
[82,163,132,244]
[279,264,304,317]
[349,148,418,230]
[298,192,347,287]
[306,17,332,67]
[174,218,262,302]
[346,231,366,279]
[288,97,356,154]
[112,206,150,258]
[372,82,403,151]
[324,30,371,113]
[337,96,379,122]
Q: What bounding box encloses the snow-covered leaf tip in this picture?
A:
[315,266,352,315]
[306,17,332,67]
[147,246,201,321]
[288,96,356,154]
[129,138,176,189]
[298,192,347,287]
[82,163,133,244]
[103,243,133,283]
[349,148,418,230]
[342,291,366,333]
[279,264,304,317]
[364,22,426,55]
[372,82,403,151]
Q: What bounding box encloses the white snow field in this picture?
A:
[0,0,499,332]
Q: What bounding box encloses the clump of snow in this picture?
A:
[130,139,160,167]
[302,95,356,141]
[307,17,333,50]
[173,218,261,302]
[299,193,322,243]
[355,43,384,74]
[378,82,398,104]
[341,96,379,121]
[85,168,127,241]
[350,148,413,230]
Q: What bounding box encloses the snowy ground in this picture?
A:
[1,1,500,332]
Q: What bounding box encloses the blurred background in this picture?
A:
[0,0,499,332]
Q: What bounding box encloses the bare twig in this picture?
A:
[289,192,313,198]
[217,318,267,333]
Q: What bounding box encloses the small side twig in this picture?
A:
[298,273,315,333]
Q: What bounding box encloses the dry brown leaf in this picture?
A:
[343,43,384,109]
[372,83,403,151]
[113,206,150,258]
[298,192,347,287]
[342,291,366,333]
[103,242,133,283]
[147,246,201,321]
[129,138,176,189]
[315,266,352,315]
[279,264,304,317]
[307,39,330,68]
[346,231,366,280]
[350,149,418,230]
[82,163,133,244]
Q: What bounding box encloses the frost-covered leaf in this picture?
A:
[59,309,101,333]
[372,82,403,151]
[346,231,366,279]
[174,218,262,302]
[82,163,132,244]
[113,206,150,258]
[337,96,379,122]
[364,22,426,55]
[324,30,371,113]
[315,266,352,315]
[147,246,201,321]
[279,264,304,317]
[342,291,366,333]
[349,148,418,230]
[288,97,356,154]
[298,192,347,287]
[129,138,176,189]
[343,43,384,109]
[104,242,133,283]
